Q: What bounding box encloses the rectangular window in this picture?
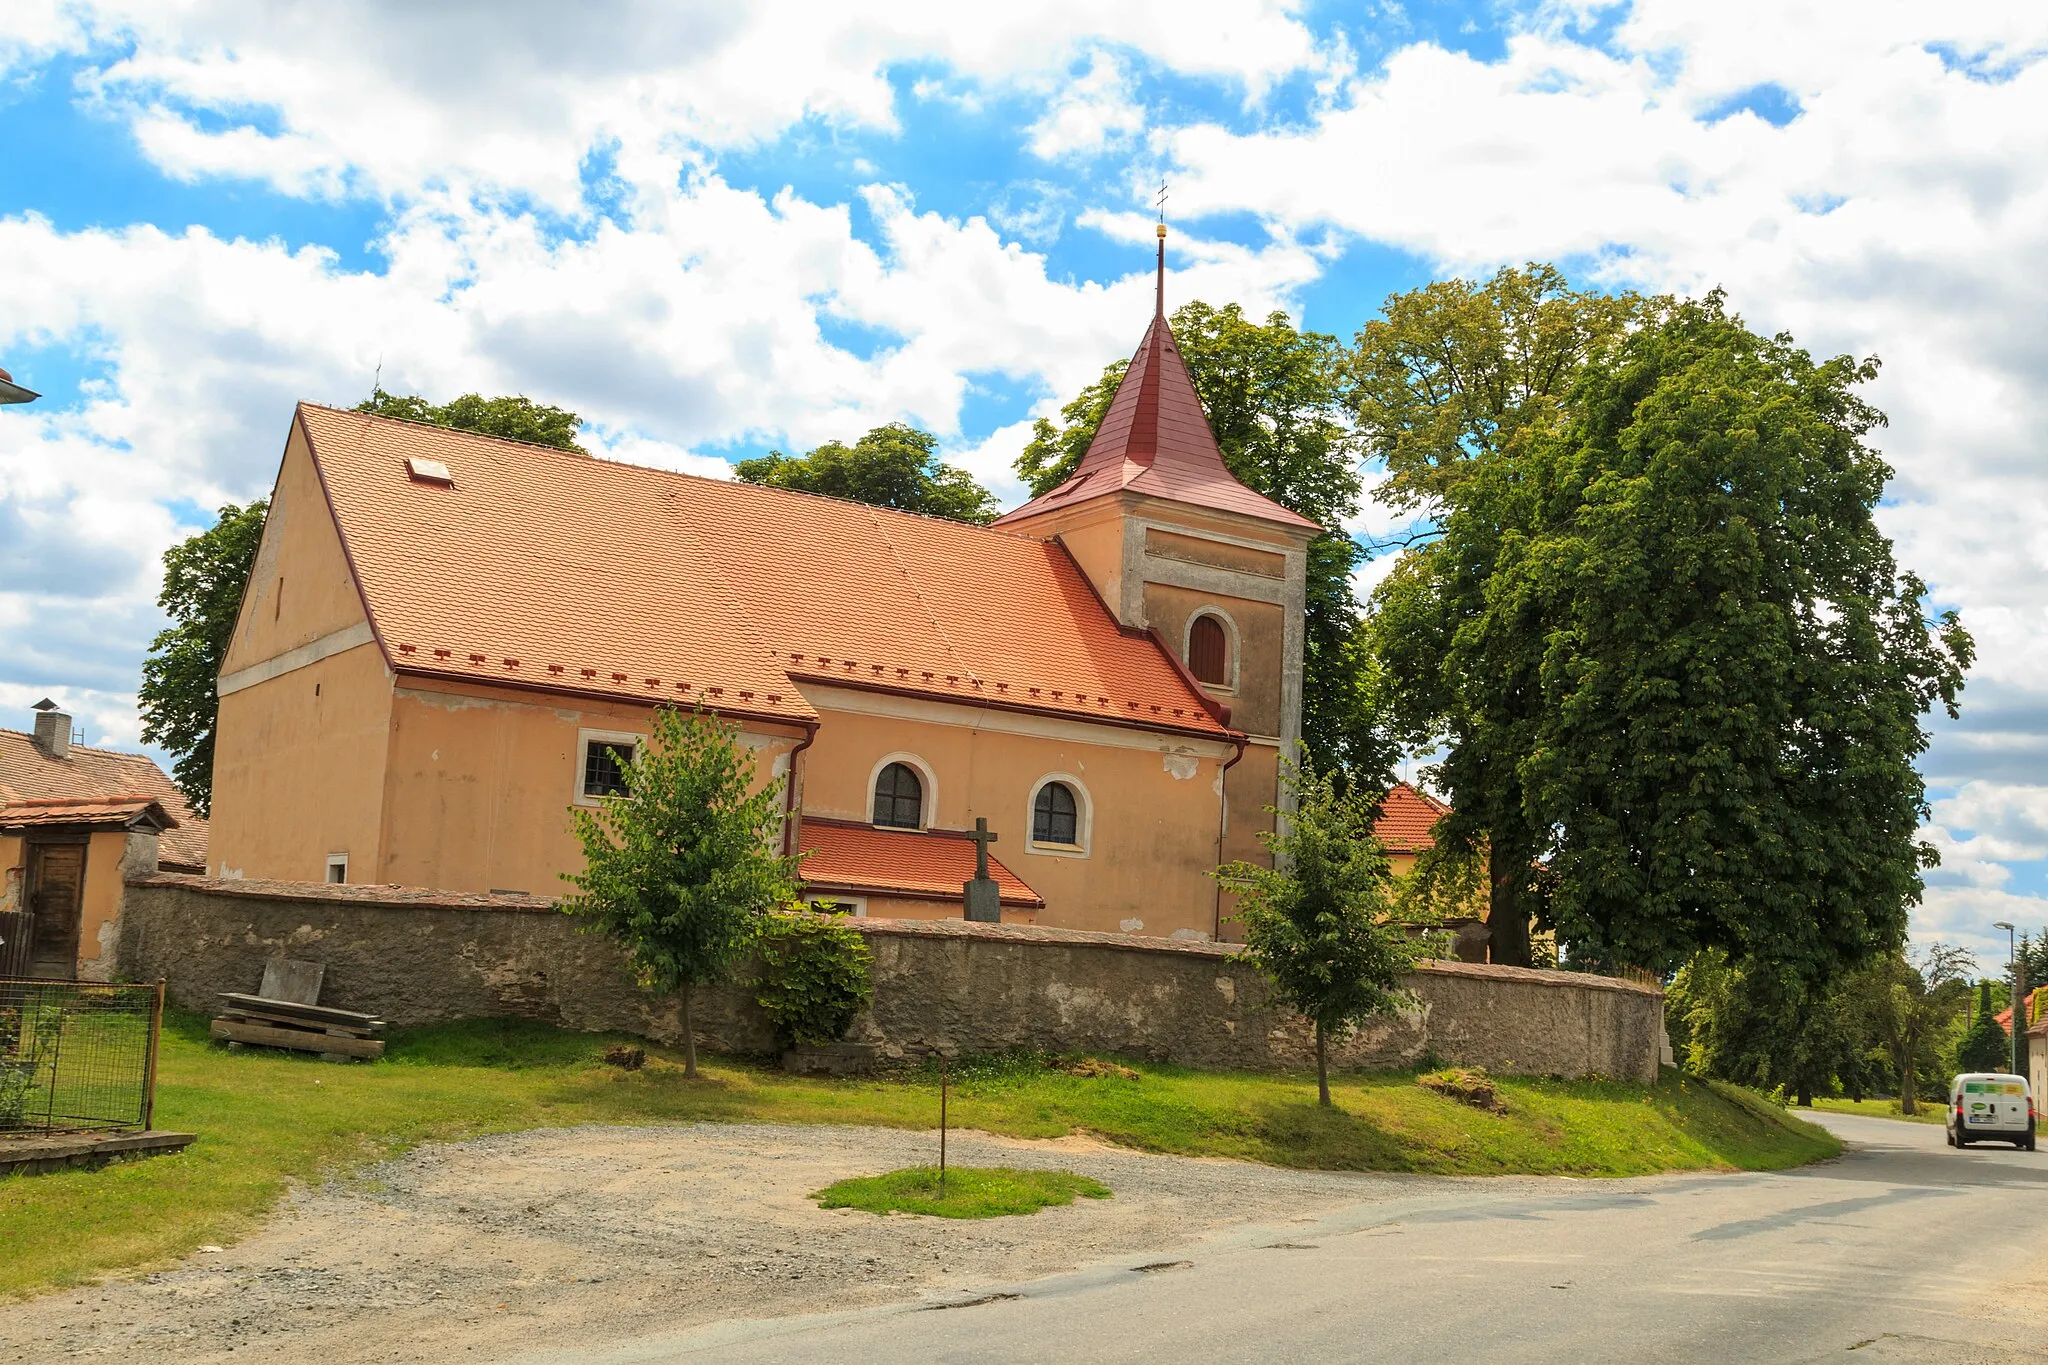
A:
[325,854,348,884]
[582,739,635,799]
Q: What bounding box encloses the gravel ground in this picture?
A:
[0,1123,1503,1364]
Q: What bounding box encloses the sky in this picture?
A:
[3,1,2046,966]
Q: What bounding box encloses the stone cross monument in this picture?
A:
[962,817,1001,923]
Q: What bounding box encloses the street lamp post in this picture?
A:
[1994,921,2029,1081]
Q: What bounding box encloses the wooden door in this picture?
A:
[27,843,85,980]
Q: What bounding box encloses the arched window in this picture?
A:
[1032,781,1079,846]
[1188,614,1229,686]
[871,761,925,829]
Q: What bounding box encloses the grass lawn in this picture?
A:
[0,1013,1838,1300]
[1803,1096,1947,1126]
[813,1165,1112,1218]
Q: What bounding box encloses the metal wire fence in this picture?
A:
[0,979,164,1135]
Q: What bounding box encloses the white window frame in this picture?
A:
[325,854,349,884]
[1025,772,1093,859]
[867,752,937,830]
[1184,608,1240,694]
[574,727,645,807]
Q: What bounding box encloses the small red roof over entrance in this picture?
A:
[796,818,1044,909]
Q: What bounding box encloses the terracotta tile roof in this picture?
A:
[295,405,1231,739]
[993,291,1321,534]
[1374,781,1449,853]
[0,730,208,871]
[796,818,1045,908]
[1996,988,2040,1033]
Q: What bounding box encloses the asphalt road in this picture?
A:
[519,1111,2048,1365]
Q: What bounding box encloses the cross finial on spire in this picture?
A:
[1154,178,1169,319]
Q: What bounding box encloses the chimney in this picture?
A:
[31,698,70,760]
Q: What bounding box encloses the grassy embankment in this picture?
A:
[1,1012,1837,1299]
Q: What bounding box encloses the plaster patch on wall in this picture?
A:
[553,709,584,723]
[400,688,505,714]
[1119,917,1144,933]
[1170,928,1208,942]
[1214,975,1235,1002]
[1162,750,1200,780]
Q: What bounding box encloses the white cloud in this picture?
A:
[41,1,1322,209]
[1028,52,1147,160]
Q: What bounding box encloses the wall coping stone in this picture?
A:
[127,871,1660,999]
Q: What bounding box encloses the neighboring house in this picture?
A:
[0,701,206,979]
[207,244,1391,939]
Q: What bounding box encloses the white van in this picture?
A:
[1947,1073,2036,1150]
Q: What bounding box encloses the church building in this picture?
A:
[207,235,1325,940]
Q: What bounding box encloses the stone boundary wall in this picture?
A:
[118,874,1663,1083]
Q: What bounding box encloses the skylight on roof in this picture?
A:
[407,456,454,486]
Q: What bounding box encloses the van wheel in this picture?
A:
[2026,1137,2037,1152]
[1957,1130,1971,1148]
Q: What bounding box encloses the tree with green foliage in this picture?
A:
[138,500,270,814]
[355,387,585,451]
[1022,302,1393,785]
[560,707,796,1076]
[1215,756,1415,1106]
[1356,265,1642,966]
[1519,293,1971,984]
[1842,944,1972,1114]
[737,422,997,523]
[1955,980,2012,1074]
[1665,949,1863,1106]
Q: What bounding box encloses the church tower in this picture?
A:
[994,227,1320,909]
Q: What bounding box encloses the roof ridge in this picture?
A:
[0,727,155,761]
[302,402,1043,540]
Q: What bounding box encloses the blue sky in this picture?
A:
[4,0,2047,961]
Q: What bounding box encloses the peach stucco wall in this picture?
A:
[378,681,805,896]
[213,639,394,882]
[793,692,1236,938]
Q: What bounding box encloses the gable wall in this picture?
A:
[211,423,395,883]
[795,686,1236,938]
[222,420,372,674]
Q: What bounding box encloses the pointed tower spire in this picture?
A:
[993,226,1319,533]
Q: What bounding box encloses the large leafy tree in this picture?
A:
[138,500,270,814]
[737,422,997,523]
[356,387,585,451]
[1954,980,2011,1075]
[1357,265,1642,966]
[1021,302,1391,783]
[560,706,797,1076]
[1215,756,1414,1106]
[1515,293,1971,983]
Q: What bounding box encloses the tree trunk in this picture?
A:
[1315,1021,1331,1107]
[681,980,698,1078]
[1899,1053,1916,1116]
[1796,1079,1813,1108]
[1488,837,1533,968]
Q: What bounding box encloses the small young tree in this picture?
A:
[1215,757,1416,1106]
[1844,943,1972,1114]
[560,707,797,1076]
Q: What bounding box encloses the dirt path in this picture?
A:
[1,1124,1493,1364]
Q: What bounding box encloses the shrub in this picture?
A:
[752,911,875,1049]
